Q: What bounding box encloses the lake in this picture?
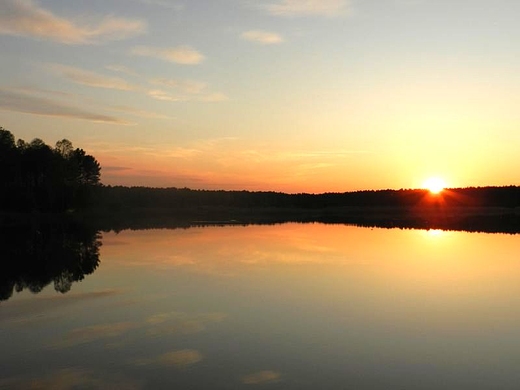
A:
[2,223,520,389]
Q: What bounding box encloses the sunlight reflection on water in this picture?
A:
[1,224,520,389]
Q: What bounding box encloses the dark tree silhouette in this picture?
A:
[0,127,101,212]
[0,222,102,301]
[55,139,74,158]
[0,127,15,150]
[0,128,17,193]
[70,148,101,186]
[1,126,519,234]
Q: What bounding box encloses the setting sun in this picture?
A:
[423,177,446,194]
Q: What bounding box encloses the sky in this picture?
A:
[1,0,519,193]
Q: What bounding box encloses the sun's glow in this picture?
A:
[427,229,443,237]
[423,177,446,194]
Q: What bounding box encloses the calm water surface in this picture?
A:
[2,223,520,389]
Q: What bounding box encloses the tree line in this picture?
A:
[0,127,101,212]
[2,126,519,213]
[96,185,520,211]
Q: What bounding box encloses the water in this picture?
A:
[2,223,520,389]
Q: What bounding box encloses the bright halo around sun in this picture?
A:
[423,177,446,194]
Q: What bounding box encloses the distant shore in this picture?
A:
[88,205,520,234]
[2,205,518,234]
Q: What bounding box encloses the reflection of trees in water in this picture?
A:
[0,222,101,301]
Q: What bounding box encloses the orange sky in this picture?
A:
[1,0,519,192]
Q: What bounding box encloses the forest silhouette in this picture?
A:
[1,126,519,234]
[0,220,101,301]
[2,127,520,301]
[0,127,100,212]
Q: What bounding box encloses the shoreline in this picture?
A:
[2,205,519,234]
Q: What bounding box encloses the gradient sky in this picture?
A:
[1,0,519,192]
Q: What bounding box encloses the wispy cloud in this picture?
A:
[147,89,228,103]
[51,64,137,91]
[1,290,122,326]
[48,63,226,106]
[148,79,228,102]
[101,170,208,188]
[0,0,146,44]
[150,78,207,94]
[263,0,349,17]
[241,30,284,44]
[146,311,226,335]
[198,92,229,102]
[105,64,140,77]
[49,322,138,349]
[12,85,74,98]
[237,149,368,163]
[133,349,204,368]
[13,84,172,121]
[0,89,132,124]
[109,104,174,119]
[147,89,183,102]
[281,150,369,158]
[103,166,132,172]
[131,45,205,65]
[0,369,142,390]
[241,370,281,385]
[159,350,203,367]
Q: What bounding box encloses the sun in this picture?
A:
[423,177,446,194]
